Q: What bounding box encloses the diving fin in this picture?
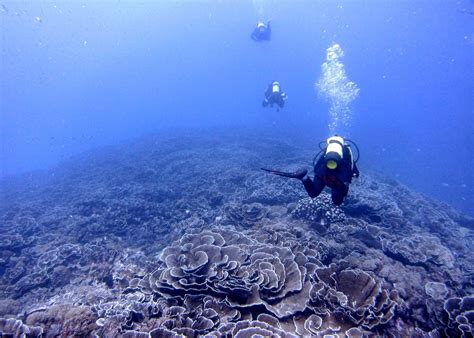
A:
[261,168,307,179]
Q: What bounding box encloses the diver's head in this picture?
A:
[272,81,280,93]
[325,135,344,170]
[257,22,265,30]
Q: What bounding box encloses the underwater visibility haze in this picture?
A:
[0,0,473,336]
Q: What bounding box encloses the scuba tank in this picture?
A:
[272,81,280,93]
[312,135,360,172]
[325,135,344,169]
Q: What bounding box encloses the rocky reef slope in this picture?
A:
[0,131,473,337]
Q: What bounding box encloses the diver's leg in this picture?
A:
[302,176,325,198]
[331,184,349,205]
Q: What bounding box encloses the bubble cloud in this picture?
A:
[316,43,360,134]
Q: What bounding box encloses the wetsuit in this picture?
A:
[262,83,286,108]
[251,22,271,41]
[302,146,359,205]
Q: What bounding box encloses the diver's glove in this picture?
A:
[261,168,308,180]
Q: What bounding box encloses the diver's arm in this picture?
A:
[251,30,258,41]
[314,153,326,172]
[344,145,359,178]
[353,162,360,177]
[265,86,272,97]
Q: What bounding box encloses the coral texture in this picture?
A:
[0,131,472,337]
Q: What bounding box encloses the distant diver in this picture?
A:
[262,81,287,110]
[251,21,271,41]
[262,135,360,205]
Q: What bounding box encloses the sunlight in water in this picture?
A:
[316,43,360,135]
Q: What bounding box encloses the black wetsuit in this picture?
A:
[251,22,271,41]
[302,146,359,205]
[262,84,286,108]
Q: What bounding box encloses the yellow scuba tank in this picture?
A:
[325,135,344,169]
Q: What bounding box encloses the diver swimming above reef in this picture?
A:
[251,21,271,41]
[262,135,360,205]
[262,81,287,110]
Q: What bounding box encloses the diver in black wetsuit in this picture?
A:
[262,81,287,110]
[251,21,271,41]
[262,136,359,205]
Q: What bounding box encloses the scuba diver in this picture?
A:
[262,135,360,205]
[262,81,287,110]
[251,21,271,41]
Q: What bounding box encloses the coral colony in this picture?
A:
[1,133,473,337]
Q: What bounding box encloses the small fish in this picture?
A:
[1,3,8,13]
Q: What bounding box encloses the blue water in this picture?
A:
[1,0,473,215]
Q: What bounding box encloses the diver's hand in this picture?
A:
[353,166,360,178]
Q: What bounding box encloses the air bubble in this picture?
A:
[315,43,359,134]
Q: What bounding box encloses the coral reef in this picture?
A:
[292,194,346,232]
[87,230,398,336]
[0,318,43,337]
[223,202,268,228]
[443,295,474,337]
[0,131,472,337]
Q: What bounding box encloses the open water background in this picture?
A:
[1,0,473,215]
